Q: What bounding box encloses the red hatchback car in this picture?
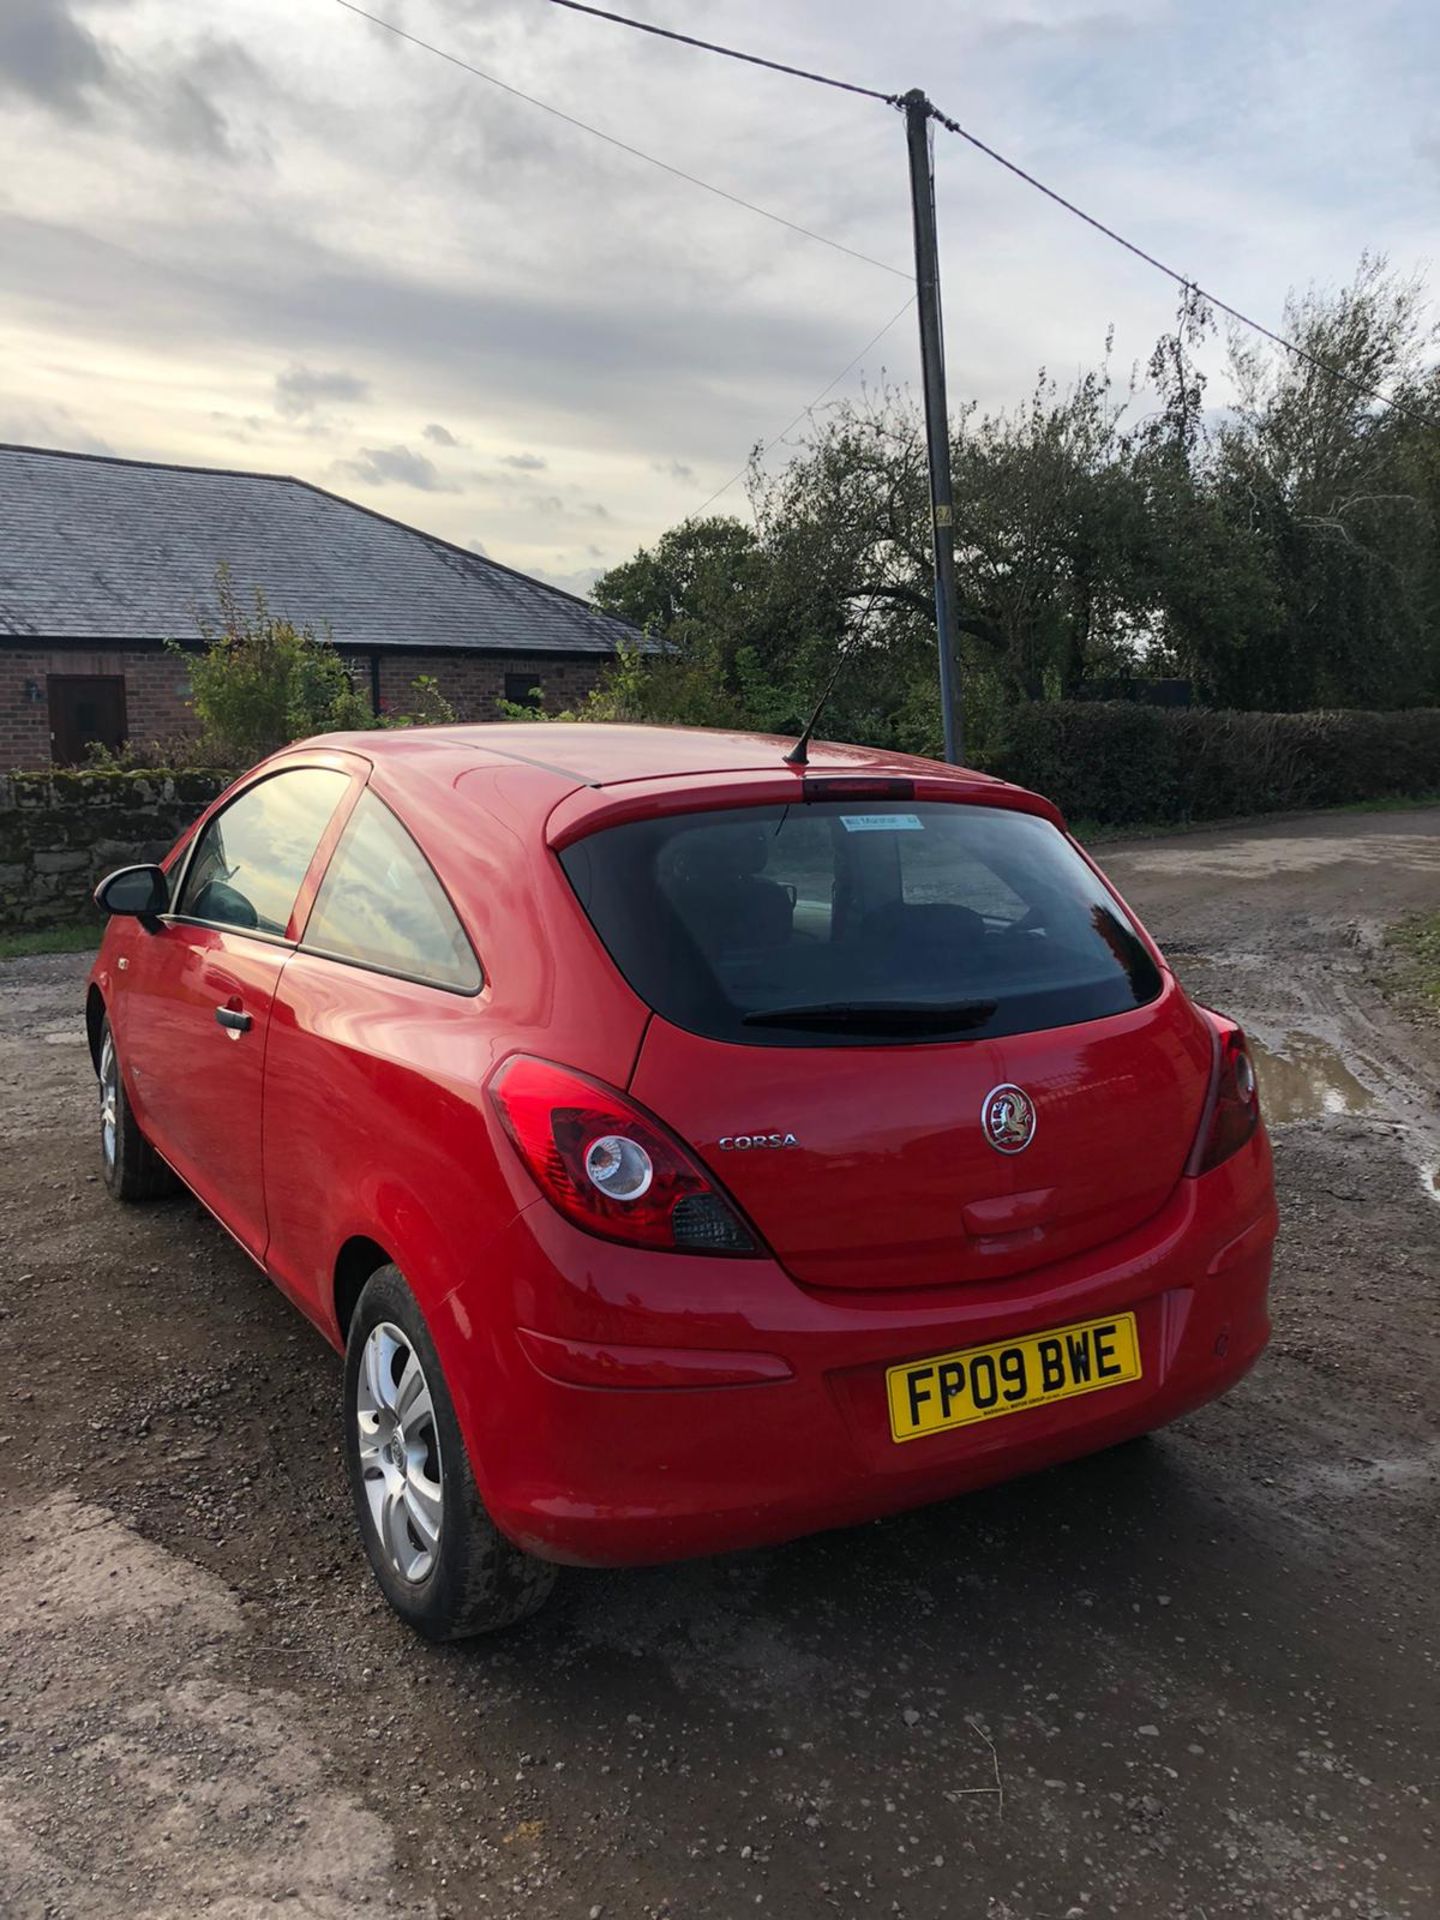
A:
[87,724,1276,1637]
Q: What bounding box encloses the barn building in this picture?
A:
[0,444,634,768]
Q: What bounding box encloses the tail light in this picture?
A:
[1188,1013,1261,1175]
[488,1055,758,1256]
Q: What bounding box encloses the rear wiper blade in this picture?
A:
[741,999,997,1034]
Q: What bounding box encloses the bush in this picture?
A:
[984,704,1440,825]
[160,571,461,766]
[185,569,372,763]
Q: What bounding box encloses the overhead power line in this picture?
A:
[328,3,1437,443]
[542,0,900,104]
[327,1,910,279]
[691,293,917,517]
[537,0,1438,430]
[923,101,1440,434]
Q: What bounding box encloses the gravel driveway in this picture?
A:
[2,805,1437,1920]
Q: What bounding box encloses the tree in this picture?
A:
[1132,289,1285,706]
[587,255,1440,742]
[595,374,1172,751]
[1205,254,1440,707]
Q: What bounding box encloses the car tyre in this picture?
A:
[343,1264,557,1639]
[98,1015,178,1202]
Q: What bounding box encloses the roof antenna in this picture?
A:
[783,653,848,767]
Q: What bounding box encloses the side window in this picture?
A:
[176,769,349,936]
[302,790,481,992]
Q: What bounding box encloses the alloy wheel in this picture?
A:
[355,1320,445,1584]
[99,1032,118,1173]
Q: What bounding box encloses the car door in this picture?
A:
[120,762,357,1260]
[260,785,492,1328]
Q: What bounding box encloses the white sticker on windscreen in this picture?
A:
[840,814,924,832]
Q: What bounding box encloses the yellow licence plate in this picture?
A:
[887,1311,1142,1443]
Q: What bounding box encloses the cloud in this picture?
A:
[525,490,613,526]
[0,397,111,454]
[207,407,268,442]
[532,562,604,598]
[978,9,1156,51]
[0,0,112,119]
[0,3,265,157]
[0,0,114,121]
[275,363,369,419]
[5,0,1437,582]
[500,450,546,471]
[339,444,457,491]
[0,200,896,475]
[146,39,269,161]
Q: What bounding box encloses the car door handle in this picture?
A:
[215,1006,253,1034]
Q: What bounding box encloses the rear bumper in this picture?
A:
[433,1131,1276,1567]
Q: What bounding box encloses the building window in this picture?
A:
[48,675,127,765]
[504,672,543,711]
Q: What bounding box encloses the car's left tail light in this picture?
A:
[1188,1014,1261,1175]
[488,1055,758,1255]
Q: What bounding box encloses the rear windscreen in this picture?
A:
[559,801,1164,1047]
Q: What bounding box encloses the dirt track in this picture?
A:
[2,804,1437,1920]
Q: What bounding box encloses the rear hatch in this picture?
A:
[559,794,1213,1291]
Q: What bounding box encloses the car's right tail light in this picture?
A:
[1188,1013,1261,1175]
[488,1054,759,1256]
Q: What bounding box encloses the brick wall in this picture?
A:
[1,645,613,770]
[0,769,230,933]
[375,651,608,722]
[0,646,200,771]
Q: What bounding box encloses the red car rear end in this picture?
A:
[454,736,1275,1569]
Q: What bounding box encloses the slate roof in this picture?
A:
[0,444,636,656]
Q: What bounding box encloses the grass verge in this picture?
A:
[1386,912,1440,1017]
[0,924,102,960]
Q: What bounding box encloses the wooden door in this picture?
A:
[48,675,128,764]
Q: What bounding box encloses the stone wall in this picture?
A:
[0,770,230,933]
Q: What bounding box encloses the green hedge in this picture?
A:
[985,705,1440,827]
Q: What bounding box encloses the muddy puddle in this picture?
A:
[1250,1031,1376,1124]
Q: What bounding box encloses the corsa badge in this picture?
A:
[982,1084,1036,1155]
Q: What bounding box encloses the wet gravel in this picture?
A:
[2,804,1438,1920]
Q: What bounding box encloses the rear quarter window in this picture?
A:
[560,800,1162,1046]
[301,790,481,993]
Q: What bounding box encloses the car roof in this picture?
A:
[303,721,1004,790]
[277,722,1060,846]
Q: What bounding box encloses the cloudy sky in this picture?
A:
[2,1,1436,594]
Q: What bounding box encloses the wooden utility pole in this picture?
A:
[902,88,965,765]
